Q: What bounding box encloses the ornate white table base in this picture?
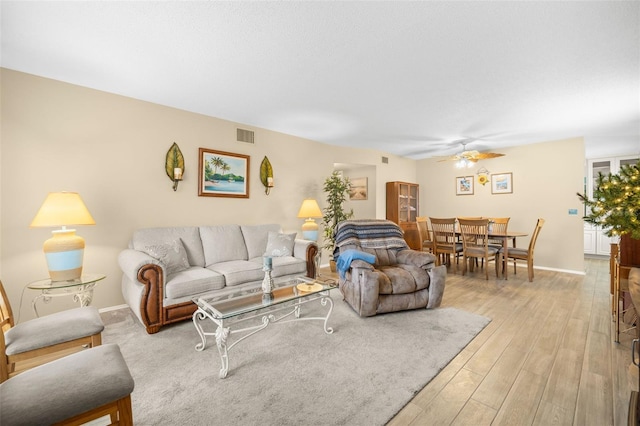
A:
[192,291,334,378]
[31,283,97,317]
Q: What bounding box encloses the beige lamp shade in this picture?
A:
[297,199,323,241]
[30,192,96,227]
[30,192,95,281]
[297,199,322,219]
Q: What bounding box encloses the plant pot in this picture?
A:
[330,259,337,273]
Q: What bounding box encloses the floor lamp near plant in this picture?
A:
[297,199,323,241]
[30,192,96,281]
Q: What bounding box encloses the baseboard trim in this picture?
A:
[99,304,128,313]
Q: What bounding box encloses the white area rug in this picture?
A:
[102,289,490,425]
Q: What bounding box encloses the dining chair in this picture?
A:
[488,217,510,249]
[487,217,510,270]
[415,216,434,254]
[0,279,104,379]
[500,218,545,282]
[458,218,500,280]
[429,217,463,273]
[0,343,135,425]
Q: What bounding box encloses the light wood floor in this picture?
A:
[323,256,636,425]
[374,256,636,426]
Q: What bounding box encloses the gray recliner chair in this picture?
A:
[334,219,446,317]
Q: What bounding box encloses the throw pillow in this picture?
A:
[142,239,190,275]
[264,232,296,257]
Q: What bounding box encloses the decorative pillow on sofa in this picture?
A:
[142,239,190,275]
[264,232,296,257]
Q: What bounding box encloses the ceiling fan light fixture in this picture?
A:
[456,158,473,168]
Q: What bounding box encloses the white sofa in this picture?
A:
[118,224,318,333]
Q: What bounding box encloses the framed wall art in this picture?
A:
[491,172,513,194]
[349,177,368,200]
[198,148,250,198]
[456,176,474,195]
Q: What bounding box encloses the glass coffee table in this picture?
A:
[192,277,336,378]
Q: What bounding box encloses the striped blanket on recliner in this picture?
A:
[334,219,409,251]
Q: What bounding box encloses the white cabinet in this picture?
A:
[584,155,639,255]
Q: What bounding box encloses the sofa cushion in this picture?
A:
[132,227,205,267]
[141,239,190,275]
[249,256,307,278]
[208,260,264,286]
[241,224,281,259]
[165,267,225,299]
[265,231,296,257]
[200,225,248,266]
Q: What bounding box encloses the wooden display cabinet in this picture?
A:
[386,181,420,250]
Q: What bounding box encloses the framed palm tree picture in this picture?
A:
[198,148,250,198]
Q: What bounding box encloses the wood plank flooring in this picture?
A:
[374,257,637,426]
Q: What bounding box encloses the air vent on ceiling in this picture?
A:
[237,128,255,144]
[381,156,389,164]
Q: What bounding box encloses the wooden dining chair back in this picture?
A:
[429,217,463,273]
[415,216,434,253]
[501,218,545,282]
[458,218,500,280]
[0,279,104,381]
[488,217,510,248]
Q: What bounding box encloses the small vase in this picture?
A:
[262,269,274,294]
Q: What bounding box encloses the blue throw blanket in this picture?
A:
[336,249,376,279]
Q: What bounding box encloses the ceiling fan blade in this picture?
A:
[473,152,505,160]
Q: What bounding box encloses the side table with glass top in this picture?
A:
[28,273,106,317]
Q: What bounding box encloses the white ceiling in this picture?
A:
[1,1,639,160]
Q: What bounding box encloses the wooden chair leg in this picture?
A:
[117,395,134,426]
[90,333,102,348]
[528,258,534,282]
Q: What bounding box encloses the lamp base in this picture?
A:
[301,219,319,241]
[43,229,85,281]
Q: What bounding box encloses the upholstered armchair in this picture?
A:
[334,219,446,317]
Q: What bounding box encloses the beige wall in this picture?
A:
[417,137,586,273]
[0,68,585,322]
[0,69,416,319]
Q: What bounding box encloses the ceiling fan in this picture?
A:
[437,140,505,168]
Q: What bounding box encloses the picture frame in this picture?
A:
[456,176,474,195]
[198,148,250,198]
[349,177,368,200]
[491,172,513,194]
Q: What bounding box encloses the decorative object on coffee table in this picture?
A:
[165,142,184,191]
[262,256,274,297]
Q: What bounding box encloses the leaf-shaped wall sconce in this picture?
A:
[260,156,274,195]
[165,142,185,191]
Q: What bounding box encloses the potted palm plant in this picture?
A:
[321,171,354,270]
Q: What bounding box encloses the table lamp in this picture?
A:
[30,192,96,281]
[297,199,323,241]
